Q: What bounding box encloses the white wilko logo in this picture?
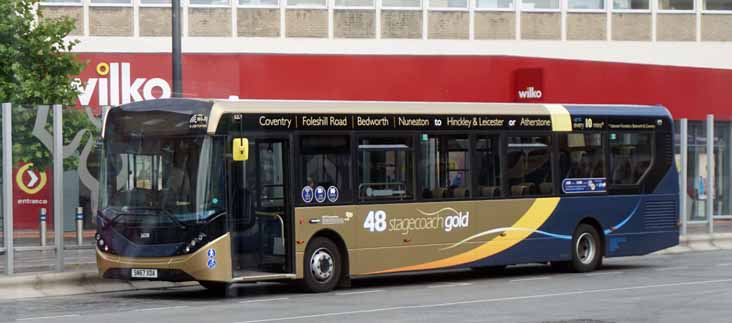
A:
[517,86,543,99]
[76,62,171,106]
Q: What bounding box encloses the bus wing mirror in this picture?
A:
[233,138,249,161]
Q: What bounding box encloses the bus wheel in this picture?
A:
[570,224,602,273]
[303,237,341,293]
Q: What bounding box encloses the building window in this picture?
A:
[140,0,171,5]
[521,0,560,10]
[613,0,649,9]
[429,0,468,8]
[419,135,470,199]
[559,133,606,180]
[476,0,513,9]
[475,135,501,198]
[90,0,131,4]
[41,0,82,4]
[609,132,653,185]
[382,0,422,8]
[358,137,413,201]
[240,0,279,6]
[287,0,327,6]
[705,0,732,10]
[659,0,694,10]
[569,0,605,9]
[300,135,351,204]
[189,0,230,5]
[335,0,374,6]
[506,135,553,196]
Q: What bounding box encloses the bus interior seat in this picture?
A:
[452,187,468,198]
[432,187,448,199]
[480,186,500,197]
[539,182,553,195]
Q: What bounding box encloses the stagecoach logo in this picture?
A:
[189,114,208,129]
[76,62,172,106]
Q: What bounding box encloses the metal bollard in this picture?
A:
[76,207,84,246]
[40,208,47,247]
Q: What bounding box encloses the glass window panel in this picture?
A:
[506,136,553,196]
[609,133,653,185]
[569,0,604,9]
[335,0,374,6]
[383,0,421,7]
[189,0,230,5]
[419,135,469,199]
[358,137,413,201]
[476,0,514,9]
[475,136,501,198]
[140,0,171,4]
[41,0,82,3]
[559,133,606,181]
[705,0,732,9]
[521,0,559,9]
[613,0,649,9]
[429,0,468,7]
[90,0,131,3]
[288,0,327,6]
[659,0,694,9]
[301,136,351,203]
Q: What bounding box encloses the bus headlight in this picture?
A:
[98,239,105,247]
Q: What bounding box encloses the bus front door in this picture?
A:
[230,138,290,276]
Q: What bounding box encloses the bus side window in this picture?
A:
[558,133,606,182]
[419,135,470,200]
[609,132,653,186]
[300,135,351,204]
[358,137,414,201]
[475,135,501,198]
[506,135,553,196]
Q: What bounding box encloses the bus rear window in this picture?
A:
[609,133,653,185]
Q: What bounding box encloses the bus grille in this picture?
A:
[643,200,678,231]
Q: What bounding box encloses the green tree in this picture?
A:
[0,0,92,171]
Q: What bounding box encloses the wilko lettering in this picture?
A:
[76,62,171,106]
[517,86,543,99]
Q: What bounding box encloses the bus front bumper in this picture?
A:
[96,233,233,283]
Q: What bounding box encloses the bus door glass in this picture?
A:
[230,138,289,274]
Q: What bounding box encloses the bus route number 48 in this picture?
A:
[364,210,387,232]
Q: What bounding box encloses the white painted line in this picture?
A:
[133,306,188,312]
[233,278,732,323]
[335,289,385,296]
[585,271,624,277]
[717,263,732,267]
[427,283,471,289]
[240,297,289,304]
[510,276,551,282]
[654,266,689,272]
[17,314,80,321]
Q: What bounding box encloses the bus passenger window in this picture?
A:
[419,135,470,199]
[475,136,501,198]
[300,135,351,203]
[358,137,413,201]
[506,136,553,196]
[609,133,653,185]
[559,133,606,180]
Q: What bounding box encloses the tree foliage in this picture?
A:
[0,0,93,171]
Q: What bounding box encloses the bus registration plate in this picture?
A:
[131,268,158,279]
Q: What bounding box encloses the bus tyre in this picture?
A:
[570,224,603,273]
[302,237,342,293]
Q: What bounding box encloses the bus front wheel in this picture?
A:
[569,224,603,273]
[302,237,342,293]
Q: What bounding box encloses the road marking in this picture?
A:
[240,298,289,304]
[17,314,80,321]
[335,289,385,296]
[585,271,624,277]
[427,283,471,289]
[133,306,188,312]
[233,278,732,323]
[654,266,688,272]
[510,276,551,282]
[717,263,732,267]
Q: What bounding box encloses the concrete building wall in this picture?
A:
[89,7,133,37]
[39,6,84,36]
[657,14,695,41]
[702,14,732,42]
[612,13,651,41]
[334,10,376,38]
[286,9,328,38]
[566,13,606,41]
[428,11,469,39]
[381,10,422,39]
[521,13,561,40]
[139,8,171,37]
[238,9,280,37]
[474,12,515,40]
[188,8,232,37]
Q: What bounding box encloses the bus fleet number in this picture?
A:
[364,210,387,232]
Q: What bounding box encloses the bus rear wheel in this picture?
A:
[302,237,342,293]
[569,224,603,273]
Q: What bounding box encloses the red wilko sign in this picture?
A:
[514,68,544,102]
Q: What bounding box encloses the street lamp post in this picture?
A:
[172,0,182,97]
